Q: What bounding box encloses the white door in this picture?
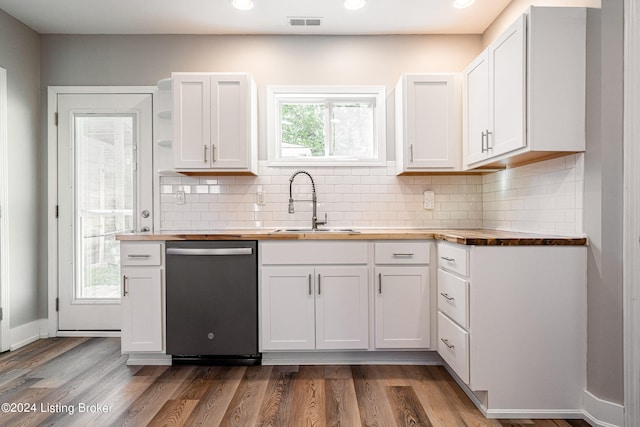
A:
[464,51,490,166]
[172,73,211,169]
[211,74,250,169]
[57,92,153,331]
[375,266,430,349]
[315,266,369,350]
[260,266,315,350]
[489,14,527,158]
[406,75,458,169]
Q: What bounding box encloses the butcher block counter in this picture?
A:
[116,228,587,246]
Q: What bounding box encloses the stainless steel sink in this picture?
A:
[271,228,360,234]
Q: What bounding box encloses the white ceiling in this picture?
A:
[0,0,513,35]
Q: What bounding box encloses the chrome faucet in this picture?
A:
[288,170,327,230]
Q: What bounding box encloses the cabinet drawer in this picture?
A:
[437,243,469,276]
[260,241,368,265]
[121,242,163,266]
[437,269,469,329]
[374,241,431,264]
[437,312,470,384]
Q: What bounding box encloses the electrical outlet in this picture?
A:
[423,190,435,210]
[176,190,186,205]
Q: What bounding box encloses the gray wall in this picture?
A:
[584,3,624,403]
[0,9,42,328]
[40,34,482,163]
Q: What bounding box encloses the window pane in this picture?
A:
[331,102,375,158]
[75,115,135,300]
[280,102,324,157]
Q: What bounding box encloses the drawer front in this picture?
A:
[437,269,469,329]
[437,312,470,384]
[121,242,163,266]
[260,241,368,265]
[437,243,469,276]
[374,241,431,264]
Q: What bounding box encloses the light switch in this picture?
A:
[176,190,186,205]
[423,190,435,210]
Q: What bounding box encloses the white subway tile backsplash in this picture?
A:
[158,156,583,234]
[482,154,584,236]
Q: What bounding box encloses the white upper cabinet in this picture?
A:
[172,72,257,174]
[463,7,586,170]
[396,74,461,173]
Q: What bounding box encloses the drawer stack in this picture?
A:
[436,242,470,384]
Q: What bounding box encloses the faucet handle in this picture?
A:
[316,213,328,226]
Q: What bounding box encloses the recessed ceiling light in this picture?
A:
[232,0,254,11]
[453,0,475,9]
[344,0,366,11]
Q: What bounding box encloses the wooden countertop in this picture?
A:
[116,229,587,246]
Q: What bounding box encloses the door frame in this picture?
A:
[0,67,9,352]
[624,0,640,425]
[47,86,156,337]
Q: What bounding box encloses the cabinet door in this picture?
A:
[404,75,459,169]
[375,266,430,349]
[315,266,369,350]
[463,52,490,166]
[210,74,250,170]
[489,14,526,158]
[172,73,211,168]
[260,266,315,350]
[121,267,163,353]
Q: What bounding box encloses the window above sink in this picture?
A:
[267,85,387,167]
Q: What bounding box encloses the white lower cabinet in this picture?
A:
[375,266,430,349]
[436,241,587,413]
[260,241,369,351]
[120,242,164,353]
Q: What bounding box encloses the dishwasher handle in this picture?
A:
[166,247,253,256]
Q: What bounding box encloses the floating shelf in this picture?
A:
[157,78,171,91]
[157,139,172,148]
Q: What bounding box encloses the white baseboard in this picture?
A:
[126,353,172,366]
[583,390,624,427]
[10,319,49,351]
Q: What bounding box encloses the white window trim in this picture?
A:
[0,67,9,352]
[267,85,387,167]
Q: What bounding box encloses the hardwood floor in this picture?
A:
[0,338,591,427]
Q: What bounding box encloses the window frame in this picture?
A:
[267,85,387,167]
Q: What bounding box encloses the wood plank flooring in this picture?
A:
[0,338,591,427]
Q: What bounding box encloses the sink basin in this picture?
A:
[272,228,360,234]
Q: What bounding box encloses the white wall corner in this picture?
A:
[10,319,49,351]
[583,390,624,427]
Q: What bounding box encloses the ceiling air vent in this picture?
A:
[288,17,323,27]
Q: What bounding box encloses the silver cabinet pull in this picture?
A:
[441,256,455,262]
[486,130,493,150]
[212,144,216,162]
[127,254,151,258]
[203,145,208,163]
[440,292,455,301]
[409,144,414,163]
[393,253,414,257]
[317,274,321,295]
[440,338,455,349]
[378,273,382,294]
[308,274,312,296]
[122,275,128,297]
[481,131,487,153]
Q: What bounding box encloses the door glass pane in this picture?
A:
[75,115,136,300]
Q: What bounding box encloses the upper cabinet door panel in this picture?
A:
[463,52,490,165]
[489,14,526,158]
[211,74,249,169]
[172,74,211,169]
[396,74,461,173]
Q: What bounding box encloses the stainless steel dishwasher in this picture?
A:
[165,241,260,365]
